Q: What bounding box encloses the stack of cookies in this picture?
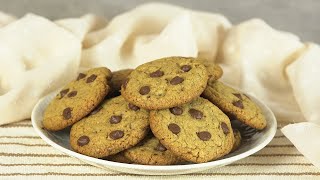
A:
[43,56,267,165]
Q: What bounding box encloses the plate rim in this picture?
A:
[31,91,277,172]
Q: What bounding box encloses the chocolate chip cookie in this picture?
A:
[150,97,234,163]
[43,67,112,131]
[70,96,149,158]
[107,69,133,98]
[121,57,208,110]
[198,59,223,81]
[124,136,182,165]
[202,81,267,130]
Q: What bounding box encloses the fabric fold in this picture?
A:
[282,123,320,168]
[219,19,305,122]
[55,14,108,41]
[286,43,320,124]
[81,2,231,71]
[0,11,15,27]
[0,14,81,125]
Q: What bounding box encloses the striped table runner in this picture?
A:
[0,120,319,180]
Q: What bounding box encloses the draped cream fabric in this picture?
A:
[55,14,108,41]
[286,43,320,124]
[219,19,305,122]
[0,2,319,168]
[81,3,231,70]
[0,14,81,125]
[0,11,15,27]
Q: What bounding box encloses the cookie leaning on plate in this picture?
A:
[70,96,149,158]
[124,136,182,165]
[202,81,267,130]
[150,97,234,163]
[121,57,208,110]
[43,67,112,131]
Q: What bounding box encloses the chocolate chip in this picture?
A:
[86,74,97,83]
[169,107,183,115]
[196,131,211,141]
[181,65,192,72]
[122,78,129,89]
[109,130,124,140]
[188,109,203,119]
[110,115,122,124]
[168,123,180,135]
[150,70,164,77]
[77,73,86,81]
[62,107,72,120]
[67,91,77,98]
[232,100,244,109]
[170,76,184,85]
[59,89,69,98]
[154,143,167,152]
[221,122,230,135]
[90,106,103,115]
[233,93,243,100]
[139,86,150,95]
[77,136,90,146]
[128,103,140,111]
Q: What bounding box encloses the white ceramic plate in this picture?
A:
[31,91,277,175]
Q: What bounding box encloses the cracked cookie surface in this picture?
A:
[121,57,208,110]
[43,67,112,131]
[150,97,234,163]
[202,81,267,130]
[70,96,149,158]
[124,136,182,165]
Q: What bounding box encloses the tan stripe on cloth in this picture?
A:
[0,120,319,180]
